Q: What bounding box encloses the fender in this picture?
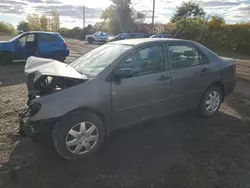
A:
[0,41,15,53]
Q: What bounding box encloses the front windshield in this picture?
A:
[70,44,132,77]
[8,33,23,42]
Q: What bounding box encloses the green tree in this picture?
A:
[171,0,206,23]
[209,15,225,28]
[27,14,41,30]
[50,9,60,31]
[100,0,145,34]
[17,21,29,32]
[40,15,49,31]
[0,21,16,34]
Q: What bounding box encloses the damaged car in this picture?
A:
[19,38,236,161]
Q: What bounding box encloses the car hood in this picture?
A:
[25,56,87,81]
[0,41,14,51]
[25,56,87,101]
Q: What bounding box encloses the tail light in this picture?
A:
[64,41,68,48]
[232,63,236,69]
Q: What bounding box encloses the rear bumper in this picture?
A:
[224,80,236,96]
[64,49,70,57]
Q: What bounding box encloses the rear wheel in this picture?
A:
[199,86,222,118]
[88,37,94,44]
[54,51,66,62]
[53,112,105,161]
[0,51,12,65]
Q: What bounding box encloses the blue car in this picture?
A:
[150,34,172,38]
[0,31,70,64]
[108,33,150,42]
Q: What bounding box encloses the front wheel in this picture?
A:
[199,86,222,118]
[0,51,13,65]
[54,51,66,62]
[53,112,105,161]
[88,37,94,44]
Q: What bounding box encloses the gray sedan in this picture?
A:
[19,38,236,160]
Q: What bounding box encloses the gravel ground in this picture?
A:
[0,38,250,188]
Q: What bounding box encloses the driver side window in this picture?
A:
[117,45,165,78]
[18,35,27,46]
[95,32,101,37]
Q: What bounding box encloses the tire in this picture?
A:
[88,37,94,44]
[54,51,66,62]
[0,51,12,65]
[199,86,222,118]
[52,111,105,161]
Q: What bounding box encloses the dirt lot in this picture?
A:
[0,38,250,188]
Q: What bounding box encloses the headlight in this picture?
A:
[29,102,41,117]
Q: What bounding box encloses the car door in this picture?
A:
[93,32,101,42]
[167,43,215,110]
[14,34,27,60]
[111,44,171,127]
[37,33,58,58]
[99,32,107,41]
[25,33,37,57]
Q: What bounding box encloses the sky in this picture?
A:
[0,0,249,28]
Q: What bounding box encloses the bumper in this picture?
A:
[224,80,236,96]
[19,108,36,137]
[64,49,70,57]
[19,108,54,137]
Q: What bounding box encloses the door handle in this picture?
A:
[201,67,211,73]
[158,75,170,82]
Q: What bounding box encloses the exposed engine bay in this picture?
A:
[24,56,87,103]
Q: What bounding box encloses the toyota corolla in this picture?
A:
[19,38,236,160]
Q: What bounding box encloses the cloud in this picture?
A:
[0,0,249,28]
[0,0,27,5]
[32,4,102,19]
[200,0,242,7]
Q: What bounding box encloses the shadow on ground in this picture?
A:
[1,110,250,188]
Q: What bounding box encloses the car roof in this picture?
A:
[23,31,59,35]
[110,38,188,46]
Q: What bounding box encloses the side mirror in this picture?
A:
[114,68,133,80]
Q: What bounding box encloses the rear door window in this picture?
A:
[168,44,209,70]
[39,34,57,42]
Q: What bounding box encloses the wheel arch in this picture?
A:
[203,81,225,102]
[62,107,109,138]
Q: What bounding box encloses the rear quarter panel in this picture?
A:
[38,34,68,58]
[218,58,236,92]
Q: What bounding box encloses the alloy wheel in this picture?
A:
[205,91,220,113]
[65,121,99,154]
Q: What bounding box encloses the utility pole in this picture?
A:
[83,6,85,29]
[151,0,155,34]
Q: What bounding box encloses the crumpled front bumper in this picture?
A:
[19,108,37,137]
[19,108,55,138]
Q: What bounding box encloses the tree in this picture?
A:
[100,0,145,34]
[40,15,48,31]
[171,0,206,23]
[209,15,225,28]
[17,21,29,32]
[50,9,60,31]
[27,14,41,30]
[0,21,16,34]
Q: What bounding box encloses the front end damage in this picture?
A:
[19,56,87,137]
